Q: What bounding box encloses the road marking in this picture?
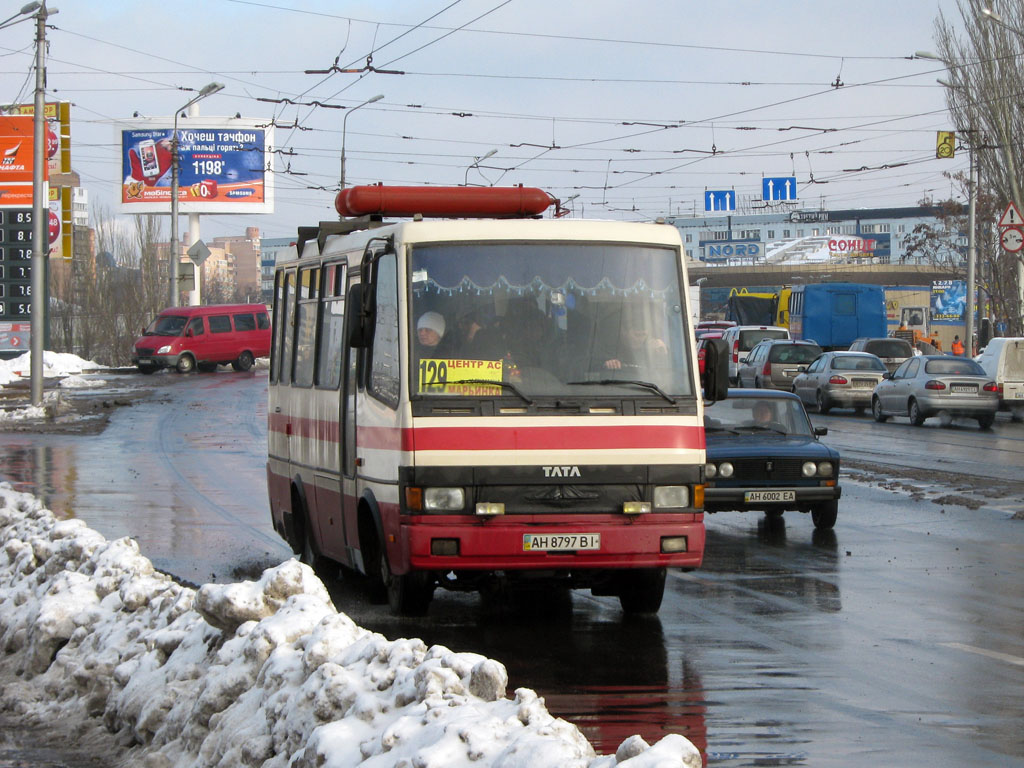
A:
[940,642,1024,668]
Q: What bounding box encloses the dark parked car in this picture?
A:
[871,355,999,428]
[703,390,842,529]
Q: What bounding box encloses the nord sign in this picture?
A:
[707,242,763,259]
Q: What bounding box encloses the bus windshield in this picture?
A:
[409,242,693,398]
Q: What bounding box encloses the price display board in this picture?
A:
[0,208,33,320]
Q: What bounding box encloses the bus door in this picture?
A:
[312,262,349,563]
[339,277,362,569]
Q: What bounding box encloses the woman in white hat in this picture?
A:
[415,311,450,358]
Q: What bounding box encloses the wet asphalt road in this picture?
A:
[1,370,1023,766]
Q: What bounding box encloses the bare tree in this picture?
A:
[49,208,166,366]
[934,0,1024,334]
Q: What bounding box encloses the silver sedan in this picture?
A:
[871,355,999,428]
[792,351,888,414]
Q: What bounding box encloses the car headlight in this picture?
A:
[654,485,689,510]
[424,487,465,511]
[157,345,172,354]
[817,461,834,477]
[718,462,734,479]
[802,461,818,478]
[705,462,717,479]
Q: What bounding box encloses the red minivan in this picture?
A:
[132,303,271,374]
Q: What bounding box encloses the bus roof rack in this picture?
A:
[295,217,385,256]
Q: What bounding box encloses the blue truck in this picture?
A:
[789,283,886,350]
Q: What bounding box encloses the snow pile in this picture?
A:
[0,484,701,768]
[0,350,102,387]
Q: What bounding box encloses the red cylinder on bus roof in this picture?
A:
[335,184,554,218]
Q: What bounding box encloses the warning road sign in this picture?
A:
[998,201,1023,227]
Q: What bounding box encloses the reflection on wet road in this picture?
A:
[1,371,1022,766]
[0,370,290,585]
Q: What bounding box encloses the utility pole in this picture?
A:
[29,2,51,407]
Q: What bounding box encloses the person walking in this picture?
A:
[951,335,965,356]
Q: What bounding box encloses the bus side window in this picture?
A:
[270,269,293,383]
[280,271,298,385]
[368,253,400,408]
[294,266,320,388]
[317,264,347,389]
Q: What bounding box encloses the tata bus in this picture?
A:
[267,185,727,615]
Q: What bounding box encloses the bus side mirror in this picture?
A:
[346,283,370,348]
[701,338,730,402]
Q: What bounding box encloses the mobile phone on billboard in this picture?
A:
[138,139,160,178]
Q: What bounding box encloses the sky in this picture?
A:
[0,395,702,768]
[0,0,972,245]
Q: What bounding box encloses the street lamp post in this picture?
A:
[169,82,223,307]
[338,94,384,198]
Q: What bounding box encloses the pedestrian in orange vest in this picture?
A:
[952,335,965,356]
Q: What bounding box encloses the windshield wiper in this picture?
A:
[456,378,534,405]
[704,426,740,434]
[567,379,676,404]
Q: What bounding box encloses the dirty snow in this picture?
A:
[0,351,102,387]
[0,484,701,768]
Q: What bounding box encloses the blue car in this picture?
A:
[703,389,841,529]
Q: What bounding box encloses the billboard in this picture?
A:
[119,117,273,214]
[930,279,966,323]
[0,101,70,178]
[0,115,38,207]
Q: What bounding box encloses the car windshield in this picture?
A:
[409,242,693,398]
[147,315,187,336]
[769,344,821,363]
[831,355,886,372]
[703,397,813,436]
[924,358,986,376]
[864,340,912,358]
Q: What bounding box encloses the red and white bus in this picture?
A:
[267,185,727,615]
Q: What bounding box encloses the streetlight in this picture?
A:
[464,148,497,186]
[169,82,223,307]
[338,94,383,195]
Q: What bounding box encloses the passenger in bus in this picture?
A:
[415,311,451,359]
[454,309,502,360]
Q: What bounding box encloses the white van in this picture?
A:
[721,325,790,384]
[976,337,1024,421]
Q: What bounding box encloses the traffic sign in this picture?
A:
[1000,226,1023,253]
[187,239,211,266]
[704,190,736,212]
[762,176,798,201]
[998,201,1023,227]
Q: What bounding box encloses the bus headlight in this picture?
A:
[654,485,689,510]
[424,487,465,511]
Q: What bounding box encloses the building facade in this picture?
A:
[668,205,965,268]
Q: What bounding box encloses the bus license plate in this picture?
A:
[745,490,795,503]
[523,533,600,551]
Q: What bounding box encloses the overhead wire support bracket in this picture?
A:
[305,55,405,76]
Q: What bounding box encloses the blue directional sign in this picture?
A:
[762,176,798,201]
[705,190,736,212]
